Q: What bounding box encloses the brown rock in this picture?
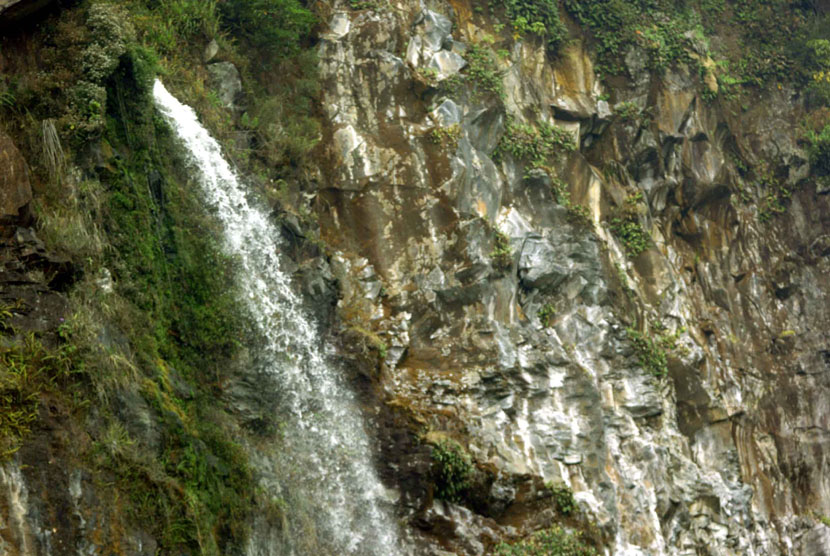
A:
[0,130,32,232]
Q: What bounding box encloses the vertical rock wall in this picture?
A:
[316,1,830,554]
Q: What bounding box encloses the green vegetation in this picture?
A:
[491,231,514,271]
[550,177,592,227]
[609,217,650,257]
[0,0,323,552]
[219,0,315,61]
[561,0,693,76]
[627,322,684,377]
[464,44,506,99]
[429,123,462,149]
[609,192,650,257]
[496,525,598,556]
[757,170,794,223]
[538,304,556,327]
[807,123,830,177]
[615,101,640,122]
[549,482,577,516]
[499,0,568,56]
[0,325,82,458]
[431,439,474,502]
[495,118,576,169]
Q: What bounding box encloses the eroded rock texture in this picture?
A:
[315,1,830,554]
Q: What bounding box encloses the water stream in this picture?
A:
[153,80,400,555]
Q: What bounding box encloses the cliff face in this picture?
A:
[315,1,830,554]
[1,0,830,554]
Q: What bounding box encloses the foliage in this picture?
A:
[464,44,505,99]
[495,118,576,168]
[219,0,316,60]
[491,231,514,271]
[498,0,569,56]
[431,439,474,502]
[549,482,577,516]
[609,193,650,257]
[429,124,462,149]
[757,170,794,223]
[496,525,598,556]
[627,322,683,377]
[538,304,556,327]
[615,101,639,122]
[807,124,830,176]
[609,217,649,257]
[0,328,82,459]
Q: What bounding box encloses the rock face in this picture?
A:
[0,0,54,23]
[206,61,242,111]
[315,1,830,554]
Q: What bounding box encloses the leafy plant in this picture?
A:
[465,44,505,99]
[491,231,513,271]
[496,525,597,556]
[428,124,462,149]
[626,321,684,377]
[609,192,650,257]
[503,0,568,56]
[538,304,556,327]
[548,482,577,516]
[495,118,575,168]
[432,439,473,502]
[219,0,316,61]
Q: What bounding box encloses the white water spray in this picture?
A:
[153,80,400,555]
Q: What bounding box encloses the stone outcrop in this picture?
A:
[315,1,830,554]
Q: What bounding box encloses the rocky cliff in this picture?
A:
[1,0,830,555]
[314,1,830,554]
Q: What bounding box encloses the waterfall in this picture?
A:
[152,80,401,555]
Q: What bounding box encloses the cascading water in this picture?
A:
[152,80,401,555]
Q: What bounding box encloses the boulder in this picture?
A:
[206,61,242,111]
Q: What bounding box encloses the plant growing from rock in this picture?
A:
[428,124,462,149]
[431,439,474,502]
[538,304,556,327]
[627,321,684,377]
[464,44,505,99]
[548,482,577,516]
[495,525,597,555]
[491,231,513,271]
[609,192,650,257]
[495,118,576,169]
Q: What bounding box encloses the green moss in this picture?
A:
[431,439,474,502]
[496,525,597,556]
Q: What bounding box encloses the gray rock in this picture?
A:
[203,39,219,62]
[206,61,242,111]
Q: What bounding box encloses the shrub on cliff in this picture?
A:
[219,0,315,60]
[496,525,597,556]
[807,123,830,176]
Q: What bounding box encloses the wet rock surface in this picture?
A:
[315,1,830,554]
